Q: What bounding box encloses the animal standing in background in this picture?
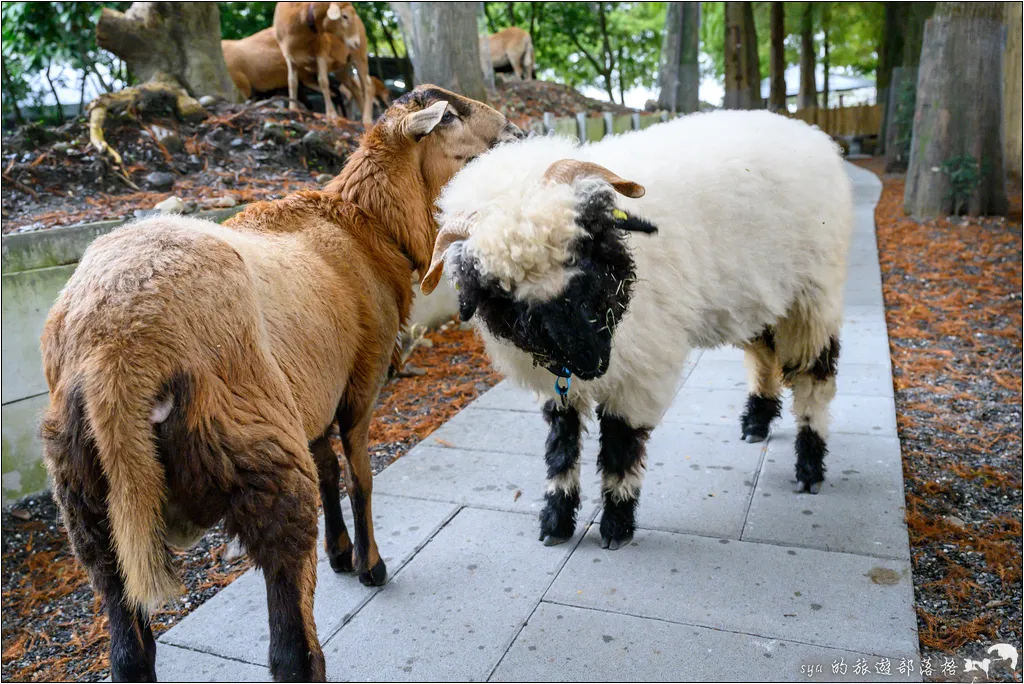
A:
[40,86,523,682]
[273,2,373,124]
[422,111,853,549]
[486,26,535,81]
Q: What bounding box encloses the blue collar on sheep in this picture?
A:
[452,188,657,380]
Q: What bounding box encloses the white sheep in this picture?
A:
[420,110,853,549]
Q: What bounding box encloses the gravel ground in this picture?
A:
[856,158,1022,682]
[0,322,499,682]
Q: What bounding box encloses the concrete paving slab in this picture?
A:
[545,527,917,658]
[469,380,542,413]
[637,423,765,538]
[156,644,271,682]
[426,407,603,456]
[663,387,897,437]
[160,495,458,665]
[743,433,909,559]
[321,507,575,681]
[684,358,894,398]
[491,603,918,682]
[375,444,602,514]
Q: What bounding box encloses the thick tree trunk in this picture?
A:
[877,3,909,152]
[657,2,700,114]
[768,2,786,112]
[798,3,816,110]
[904,2,1007,217]
[723,2,762,110]
[902,2,937,66]
[394,2,489,102]
[96,2,240,102]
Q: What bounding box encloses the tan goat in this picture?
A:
[40,85,523,682]
[273,2,373,124]
[487,26,535,80]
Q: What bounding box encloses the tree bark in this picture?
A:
[658,2,700,113]
[768,2,786,111]
[877,2,909,152]
[884,66,918,172]
[902,2,936,66]
[723,2,762,110]
[396,1,489,102]
[904,2,1007,217]
[96,2,240,102]
[798,3,816,110]
[1004,2,1022,181]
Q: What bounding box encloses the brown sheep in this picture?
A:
[39,85,524,682]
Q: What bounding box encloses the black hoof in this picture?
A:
[359,558,387,587]
[798,480,823,495]
[740,394,781,443]
[538,491,579,544]
[600,532,633,550]
[328,546,355,573]
[795,426,827,495]
[599,499,636,550]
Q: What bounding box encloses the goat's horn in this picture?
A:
[420,214,475,295]
[542,159,646,199]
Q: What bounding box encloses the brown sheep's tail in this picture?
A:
[83,363,179,611]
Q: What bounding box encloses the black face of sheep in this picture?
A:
[423,162,656,380]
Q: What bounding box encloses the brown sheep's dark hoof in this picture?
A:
[328,547,355,573]
[359,558,387,587]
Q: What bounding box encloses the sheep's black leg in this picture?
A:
[596,407,650,550]
[228,438,325,681]
[741,333,783,443]
[538,399,582,546]
[787,336,840,494]
[310,434,355,573]
[337,410,387,587]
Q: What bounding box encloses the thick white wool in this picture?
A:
[439,110,853,427]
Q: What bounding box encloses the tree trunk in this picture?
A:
[723,2,762,110]
[904,2,1007,217]
[396,1,489,102]
[657,2,700,114]
[1004,2,1022,182]
[877,2,909,152]
[902,2,937,66]
[820,3,830,109]
[798,3,816,110]
[884,66,918,172]
[96,2,240,102]
[768,2,786,111]
[597,3,617,102]
[478,3,496,94]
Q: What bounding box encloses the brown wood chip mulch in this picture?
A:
[855,157,1022,677]
[1,321,499,682]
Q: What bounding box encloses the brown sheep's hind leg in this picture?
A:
[311,434,355,573]
[337,408,387,587]
[227,446,324,682]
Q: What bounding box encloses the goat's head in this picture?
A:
[323,2,360,47]
[422,156,656,380]
[378,85,525,200]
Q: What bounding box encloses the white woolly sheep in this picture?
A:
[420,110,853,549]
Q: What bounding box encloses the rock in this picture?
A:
[188,154,202,165]
[199,95,218,107]
[944,515,966,529]
[260,121,289,144]
[183,200,199,214]
[230,137,246,148]
[151,125,184,154]
[10,508,31,521]
[145,171,175,190]
[207,195,238,208]
[316,173,333,184]
[134,209,159,219]
[154,196,186,214]
[52,142,70,154]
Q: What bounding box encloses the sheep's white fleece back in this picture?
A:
[439,110,853,426]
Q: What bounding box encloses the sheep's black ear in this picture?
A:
[613,210,658,234]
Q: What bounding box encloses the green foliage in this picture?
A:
[484,2,665,102]
[218,2,275,40]
[941,155,983,216]
[892,76,916,157]
[700,1,883,84]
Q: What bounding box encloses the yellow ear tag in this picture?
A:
[612,209,628,220]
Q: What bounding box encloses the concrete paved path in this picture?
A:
[155,164,921,682]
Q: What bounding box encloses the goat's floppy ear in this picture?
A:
[402,101,449,141]
[420,216,474,294]
[326,3,343,20]
[542,159,645,198]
